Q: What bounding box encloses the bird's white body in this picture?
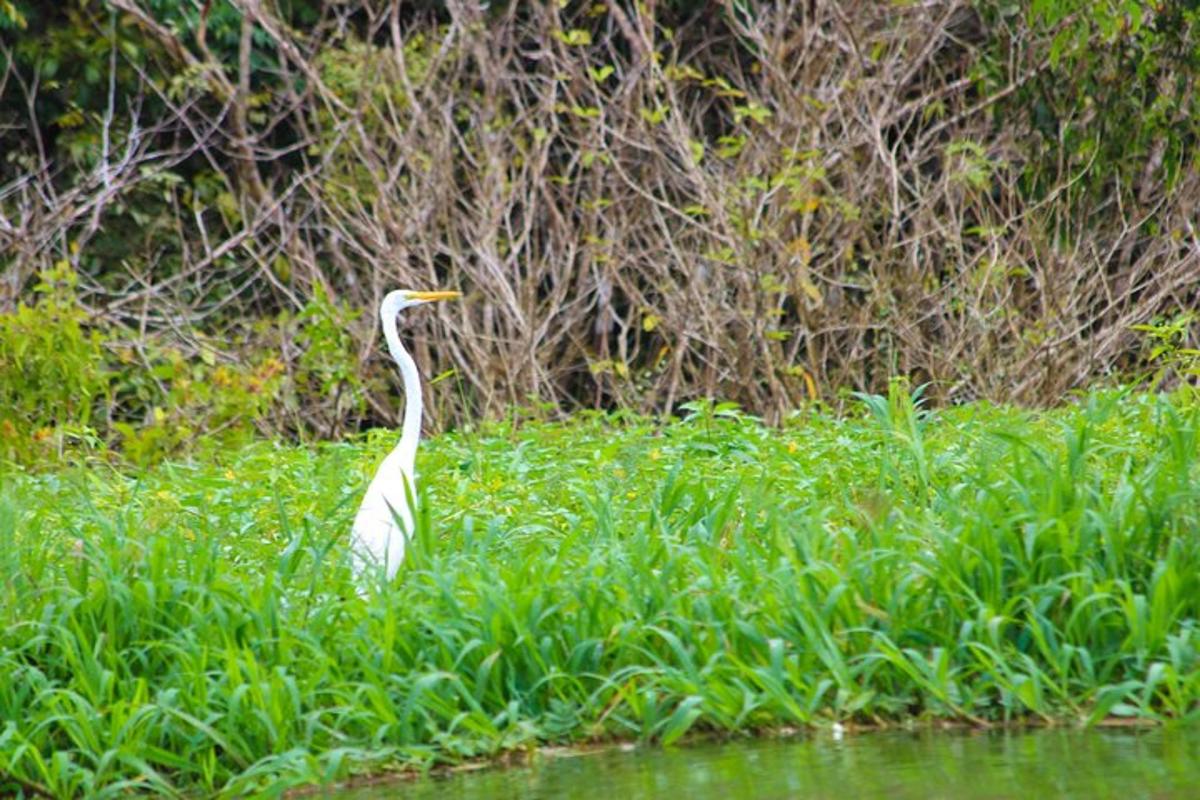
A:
[348,444,416,582]
[349,289,458,584]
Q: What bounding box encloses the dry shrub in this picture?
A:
[1,0,1197,433]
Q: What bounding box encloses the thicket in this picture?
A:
[1,0,1198,461]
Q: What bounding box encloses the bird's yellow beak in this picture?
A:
[405,290,462,302]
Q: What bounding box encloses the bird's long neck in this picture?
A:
[382,306,422,480]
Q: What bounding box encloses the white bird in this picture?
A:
[350,288,460,584]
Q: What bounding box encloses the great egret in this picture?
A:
[350,289,461,583]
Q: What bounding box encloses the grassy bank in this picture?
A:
[2,388,1199,797]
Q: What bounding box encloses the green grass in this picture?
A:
[2,388,1199,797]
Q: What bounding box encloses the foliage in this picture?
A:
[0,265,365,466]
[286,284,369,437]
[2,1,1198,434]
[1,390,1199,795]
[1005,0,1200,204]
[1132,313,1200,396]
[0,263,109,462]
[108,345,287,467]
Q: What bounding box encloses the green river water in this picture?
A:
[335,728,1199,799]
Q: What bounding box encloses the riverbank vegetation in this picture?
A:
[3,387,1198,797]
[3,2,1199,797]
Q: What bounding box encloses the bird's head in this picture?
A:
[381,289,462,318]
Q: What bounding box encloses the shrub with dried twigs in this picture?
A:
[0,0,1196,445]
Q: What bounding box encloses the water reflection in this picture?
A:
[336,728,1199,800]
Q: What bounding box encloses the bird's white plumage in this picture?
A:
[349,289,458,585]
[349,448,415,581]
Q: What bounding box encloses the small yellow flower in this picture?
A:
[787,441,798,454]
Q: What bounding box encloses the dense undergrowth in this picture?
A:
[3,1,1199,429]
[2,387,1199,797]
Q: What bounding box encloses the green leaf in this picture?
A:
[556,28,592,46]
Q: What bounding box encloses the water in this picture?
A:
[336,728,1200,800]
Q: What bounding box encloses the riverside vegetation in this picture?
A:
[2,386,1199,797]
[2,2,1200,797]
